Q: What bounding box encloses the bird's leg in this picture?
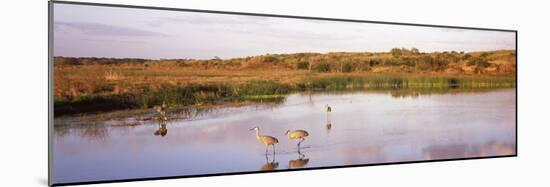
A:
[298,138,305,148]
[272,145,276,154]
[265,146,268,155]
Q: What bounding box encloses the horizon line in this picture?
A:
[53,48,516,61]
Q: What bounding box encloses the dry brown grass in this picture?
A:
[53,49,516,116]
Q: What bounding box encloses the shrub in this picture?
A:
[314,62,331,72]
[296,61,309,70]
[342,63,355,73]
[263,56,279,63]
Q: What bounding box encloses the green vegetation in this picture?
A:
[54,49,516,116]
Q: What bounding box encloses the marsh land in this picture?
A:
[53,49,516,117]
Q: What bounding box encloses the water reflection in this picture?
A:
[153,122,168,136]
[389,89,421,99]
[79,124,109,140]
[325,115,332,134]
[53,89,516,184]
[260,152,279,171]
[288,147,310,169]
[422,141,516,160]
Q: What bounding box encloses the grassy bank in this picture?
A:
[54,74,515,116]
[54,49,515,116]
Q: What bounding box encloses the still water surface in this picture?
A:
[53,89,516,183]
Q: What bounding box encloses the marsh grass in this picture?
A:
[54,50,516,116]
[54,74,515,116]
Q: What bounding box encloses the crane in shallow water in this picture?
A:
[250,127,279,154]
[325,104,332,113]
[285,129,309,147]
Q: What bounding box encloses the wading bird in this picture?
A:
[325,104,332,121]
[153,102,169,136]
[250,127,279,154]
[325,104,332,113]
[285,129,309,147]
[154,103,169,121]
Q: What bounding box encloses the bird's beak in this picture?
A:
[249,128,254,131]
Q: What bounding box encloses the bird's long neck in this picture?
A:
[255,129,261,139]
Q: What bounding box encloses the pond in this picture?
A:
[53,88,516,184]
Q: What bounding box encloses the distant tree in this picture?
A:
[462,54,472,60]
[411,48,420,55]
[342,63,355,73]
[368,59,381,66]
[390,48,402,58]
[296,61,309,70]
[479,52,489,58]
[263,56,279,63]
[314,62,331,72]
[468,56,490,68]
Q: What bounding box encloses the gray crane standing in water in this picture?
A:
[154,103,169,122]
[285,129,309,147]
[325,104,332,113]
[325,104,332,119]
[250,127,279,154]
[153,102,169,136]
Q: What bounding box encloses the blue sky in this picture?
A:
[54,3,516,59]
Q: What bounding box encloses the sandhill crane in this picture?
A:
[153,102,169,137]
[285,129,309,147]
[153,103,168,113]
[154,103,169,121]
[250,127,279,154]
[325,104,332,121]
[325,104,332,113]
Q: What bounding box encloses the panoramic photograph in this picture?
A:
[52,3,516,184]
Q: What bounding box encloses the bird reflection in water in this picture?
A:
[288,146,309,169]
[326,118,332,134]
[260,151,279,171]
[154,121,168,136]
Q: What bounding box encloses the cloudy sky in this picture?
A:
[53,3,515,60]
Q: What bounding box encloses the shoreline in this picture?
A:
[54,87,515,125]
